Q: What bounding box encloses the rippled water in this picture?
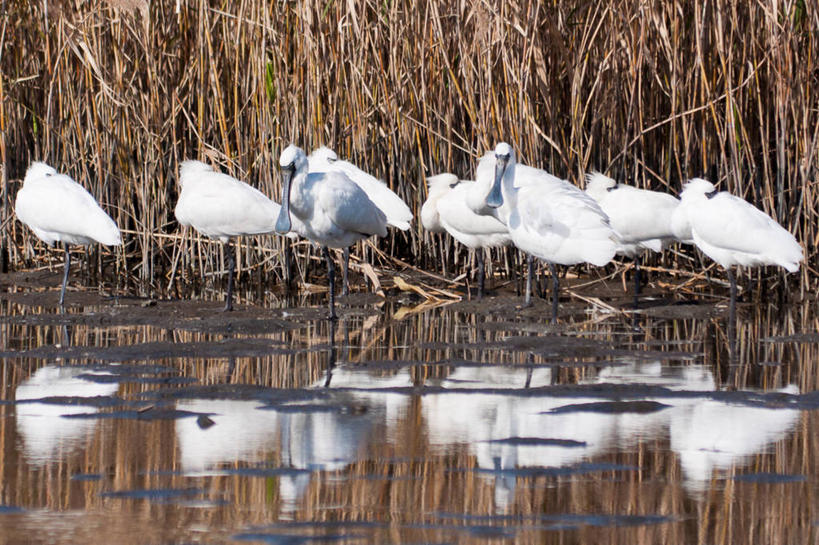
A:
[0,274,817,544]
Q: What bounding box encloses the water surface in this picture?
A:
[0,272,816,544]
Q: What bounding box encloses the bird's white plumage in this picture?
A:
[673,178,803,272]
[278,145,388,248]
[585,172,681,257]
[15,162,121,247]
[474,145,617,267]
[174,160,282,243]
[422,173,511,249]
[308,146,412,230]
[420,173,455,233]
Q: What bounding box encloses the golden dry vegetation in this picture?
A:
[0,0,816,295]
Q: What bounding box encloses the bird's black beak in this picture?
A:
[275,165,294,234]
[487,155,508,208]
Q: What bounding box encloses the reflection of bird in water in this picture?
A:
[175,369,411,514]
[669,386,800,493]
[14,162,121,306]
[422,363,799,508]
[175,398,369,514]
[423,366,620,511]
[308,147,412,295]
[472,143,617,321]
[174,160,286,311]
[596,362,801,494]
[584,172,681,298]
[14,365,119,466]
[276,145,389,320]
[175,399,281,472]
[421,173,511,298]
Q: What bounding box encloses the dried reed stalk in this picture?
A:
[0,1,816,297]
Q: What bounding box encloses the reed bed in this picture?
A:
[0,0,817,296]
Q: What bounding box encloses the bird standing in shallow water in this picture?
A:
[471,143,618,322]
[14,162,121,306]
[421,173,511,298]
[308,147,412,294]
[671,177,803,317]
[174,160,283,311]
[276,144,388,320]
[585,172,681,300]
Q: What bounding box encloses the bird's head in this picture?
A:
[24,162,58,184]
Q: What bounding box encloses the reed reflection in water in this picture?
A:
[0,293,816,544]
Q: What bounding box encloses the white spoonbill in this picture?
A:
[174,160,283,311]
[14,162,121,306]
[276,144,388,320]
[308,146,412,294]
[476,143,618,322]
[585,171,681,296]
[421,173,511,297]
[671,177,802,312]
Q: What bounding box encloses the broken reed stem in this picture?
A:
[1,0,816,295]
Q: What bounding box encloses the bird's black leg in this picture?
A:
[60,245,71,307]
[324,246,338,320]
[511,249,520,296]
[477,250,485,299]
[633,255,642,309]
[342,247,350,296]
[283,237,293,292]
[324,318,337,387]
[727,267,737,361]
[549,262,559,324]
[523,254,534,308]
[224,239,235,312]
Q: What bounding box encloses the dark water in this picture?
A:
[0,272,817,544]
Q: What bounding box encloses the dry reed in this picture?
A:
[0,1,816,297]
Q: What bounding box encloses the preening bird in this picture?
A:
[473,143,618,322]
[671,177,803,312]
[308,146,412,293]
[14,161,121,305]
[276,144,388,320]
[174,160,283,311]
[421,173,511,297]
[585,171,681,296]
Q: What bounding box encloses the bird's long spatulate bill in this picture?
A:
[487,158,506,208]
[275,169,293,234]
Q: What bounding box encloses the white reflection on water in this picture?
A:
[669,390,800,492]
[599,362,801,492]
[175,368,412,512]
[175,399,280,471]
[422,362,800,507]
[175,361,801,511]
[14,365,119,466]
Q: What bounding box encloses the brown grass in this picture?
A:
[0,1,817,297]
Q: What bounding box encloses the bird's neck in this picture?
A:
[288,169,312,216]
